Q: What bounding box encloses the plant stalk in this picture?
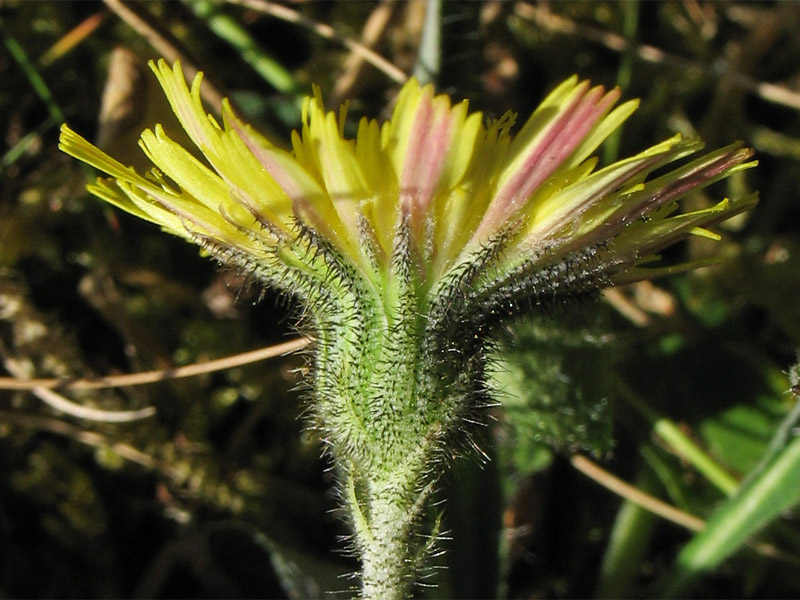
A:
[305,236,486,598]
[355,475,433,600]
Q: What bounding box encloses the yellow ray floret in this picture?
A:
[60,60,756,290]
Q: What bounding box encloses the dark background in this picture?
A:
[1,1,799,597]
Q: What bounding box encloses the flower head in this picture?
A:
[60,60,758,598]
[60,60,756,314]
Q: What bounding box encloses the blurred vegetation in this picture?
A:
[1,1,800,597]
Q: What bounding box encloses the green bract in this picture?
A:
[60,60,757,599]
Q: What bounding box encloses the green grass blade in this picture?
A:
[595,465,659,598]
[0,14,66,124]
[622,384,740,496]
[652,417,739,496]
[1,116,58,172]
[184,0,298,95]
[602,0,638,165]
[659,426,800,597]
[412,0,441,85]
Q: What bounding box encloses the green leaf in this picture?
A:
[493,316,615,457]
[658,410,800,597]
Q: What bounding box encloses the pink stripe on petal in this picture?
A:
[619,147,754,225]
[470,87,588,242]
[398,96,457,245]
[514,86,610,203]
[410,110,452,212]
[495,85,590,206]
[473,86,619,245]
[524,151,680,253]
[399,94,433,217]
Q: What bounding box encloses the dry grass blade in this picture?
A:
[571,454,705,532]
[330,0,398,104]
[571,454,800,568]
[0,337,311,392]
[26,385,155,422]
[1,347,155,422]
[102,0,228,112]
[39,9,109,67]
[516,1,800,111]
[227,0,407,85]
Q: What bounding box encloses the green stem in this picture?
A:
[355,476,433,600]
[413,0,441,85]
[341,412,439,599]
[317,311,447,600]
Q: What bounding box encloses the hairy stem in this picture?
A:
[351,469,435,599]
[298,227,490,599]
[308,308,477,593]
